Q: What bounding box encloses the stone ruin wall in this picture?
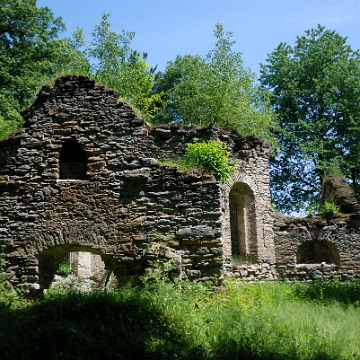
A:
[225,212,360,281]
[272,213,360,280]
[153,124,274,265]
[0,76,273,293]
[2,75,359,292]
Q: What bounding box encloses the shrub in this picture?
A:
[318,201,339,217]
[185,139,235,183]
[1,280,360,359]
[56,261,71,276]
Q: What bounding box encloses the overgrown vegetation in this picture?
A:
[0,279,360,359]
[261,25,360,213]
[160,140,236,183]
[153,24,275,143]
[318,201,339,217]
[185,139,235,183]
[56,259,71,276]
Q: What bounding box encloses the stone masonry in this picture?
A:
[0,76,274,293]
[2,75,359,293]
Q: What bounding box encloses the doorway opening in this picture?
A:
[38,247,115,292]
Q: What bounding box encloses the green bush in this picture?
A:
[56,261,71,276]
[185,139,235,183]
[318,201,339,217]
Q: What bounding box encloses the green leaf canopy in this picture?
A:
[154,23,275,143]
[260,25,360,213]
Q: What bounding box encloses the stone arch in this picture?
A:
[296,241,340,266]
[59,139,87,179]
[37,245,117,292]
[229,182,257,260]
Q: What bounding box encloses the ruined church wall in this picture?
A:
[0,76,273,292]
[223,213,360,281]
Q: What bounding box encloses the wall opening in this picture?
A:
[229,182,257,261]
[38,247,116,292]
[296,241,340,266]
[60,139,87,179]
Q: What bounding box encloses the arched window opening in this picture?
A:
[296,241,340,266]
[60,139,87,179]
[229,182,257,261]
[38,247,115,292]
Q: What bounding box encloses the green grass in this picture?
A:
[0,280,360,359]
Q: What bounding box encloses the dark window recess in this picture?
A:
[296,241,340,265]
[60,140,87,179]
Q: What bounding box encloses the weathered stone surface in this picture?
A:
[176,226,222,238]
[321,175,360,213]
[0,76,275,293]
[272,213,360,280]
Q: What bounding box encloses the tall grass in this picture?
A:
[0,280,359,359]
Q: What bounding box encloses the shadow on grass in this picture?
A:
[0,290,204,360]
[0,281,352,360]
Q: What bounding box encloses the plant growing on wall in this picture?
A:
[185,139,235,183]
[318,201,339,217]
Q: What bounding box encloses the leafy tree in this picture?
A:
[0,95,23,139]
[0,0,66,139]
[51,28,91,77]
[154,23,275,143]
[0,0,65,110]
[0,5,160,133]
[260,25,360,213]
[153,54,207,124]
[69,13,158,119]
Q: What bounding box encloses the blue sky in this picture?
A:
[37,0,360,76]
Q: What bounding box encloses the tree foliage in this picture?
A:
[0,95,23,139]
[63,13,159,120]
[0,0,67,139]
[154,23,275,143]
[51,28,91,77]
[0,0,65,112]
[260,25,360,213]
[88,13,154,107]
[0,5,161,135]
